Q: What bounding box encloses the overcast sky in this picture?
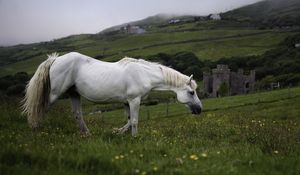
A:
[0,0,262,46]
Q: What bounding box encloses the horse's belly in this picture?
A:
[76,81,127,102]
[74,63,128,102]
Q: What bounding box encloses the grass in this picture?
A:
[0,87,299,175]
[0,56,46,76]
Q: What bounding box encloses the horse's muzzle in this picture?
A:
[187,103,202,115]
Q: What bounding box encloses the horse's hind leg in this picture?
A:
[70,91,90,135]
[128,97,141,136]
[115,103,131,134]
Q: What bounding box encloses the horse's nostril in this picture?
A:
[189,104,201,115]
[195,108,201,115]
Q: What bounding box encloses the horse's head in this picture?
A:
[175,75,202,115]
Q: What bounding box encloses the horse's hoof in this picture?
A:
[131,133,138,137]
[112,127,129,135]
[112,128,119,134]
[112,128,122,135]
[80,130,91,137]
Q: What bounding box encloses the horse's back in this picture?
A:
[51,52,92,67]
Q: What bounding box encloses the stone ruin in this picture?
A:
[203,65,255,97]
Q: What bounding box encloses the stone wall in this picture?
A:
[203,72,213,95]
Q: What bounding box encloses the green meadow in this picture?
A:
[1,87,299,175]
[1,28,298,76]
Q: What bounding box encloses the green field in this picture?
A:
[1,87,299,175]
[1,27,299,76]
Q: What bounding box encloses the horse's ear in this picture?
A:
[187,74,193,85]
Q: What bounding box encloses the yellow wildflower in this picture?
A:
[190,155,198,160]
[201,153,208,157]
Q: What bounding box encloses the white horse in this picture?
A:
[22,52,202,136]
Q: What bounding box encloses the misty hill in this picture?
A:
[104,0,300,33]
[100,13,195,34]
[101,14,180,33]
[222,0,300,27]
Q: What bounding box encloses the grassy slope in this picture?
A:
[124,31,292,61]
[0,87,299,174]
[0,28,298,76]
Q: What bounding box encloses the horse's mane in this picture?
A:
[160,66,197,90]
[117,57,197,90]
[117,57,158,66]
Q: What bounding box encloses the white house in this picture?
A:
[168,19,181,24]
[124,25,146,34]
[209,14,221,20]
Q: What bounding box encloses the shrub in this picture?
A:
[0,72,29,96]
[147,51,204,80]
[6,84,25,95]
[218,82,229,97]
[144,99,159,106]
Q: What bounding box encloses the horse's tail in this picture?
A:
[22,53,58,128]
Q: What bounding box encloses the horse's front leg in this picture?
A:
[128,97,141,136]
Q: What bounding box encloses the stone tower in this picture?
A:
[212,65,230,97]
[203,65,255,97]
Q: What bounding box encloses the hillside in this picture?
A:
[1,28,298,77]
[222,0,300,27]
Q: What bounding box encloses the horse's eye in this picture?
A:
[189,91,195,95]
